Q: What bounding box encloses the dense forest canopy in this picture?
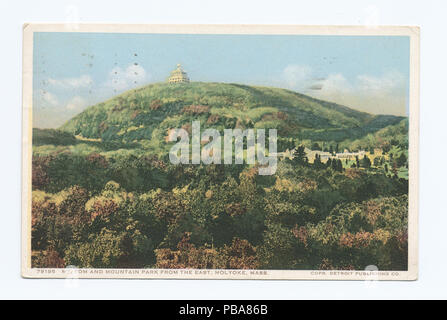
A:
[31,82,409,270]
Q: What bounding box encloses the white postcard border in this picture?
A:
[22,24,419,280]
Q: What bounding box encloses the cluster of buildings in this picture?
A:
[278,148,369,162]
[305,148,367,161]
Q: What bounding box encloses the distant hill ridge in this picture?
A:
[59,82,405,144]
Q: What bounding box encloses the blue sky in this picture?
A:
[33,32,410,128]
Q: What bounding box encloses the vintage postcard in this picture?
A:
[22,24,419,280]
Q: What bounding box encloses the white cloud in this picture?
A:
[317,73,352,95]
[33,95,91,128]
[65,96,88,111]
[282,64,313,91]
[356,71,405,94]
[47,75,93,88]
[40,90,59,107]
[105,64,148,92]
[318,72,406,115]
[281,64,407,116]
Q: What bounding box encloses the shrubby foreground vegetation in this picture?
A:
[32,148,408,270]
[31,82,409,270]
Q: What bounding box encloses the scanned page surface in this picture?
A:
[22,24,419,280]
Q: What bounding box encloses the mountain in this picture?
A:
[59,82,404,146]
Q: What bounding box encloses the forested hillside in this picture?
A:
[31,82,409,270]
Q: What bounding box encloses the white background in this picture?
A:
[1,0,446,299]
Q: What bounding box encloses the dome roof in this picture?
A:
[167,64,190,83]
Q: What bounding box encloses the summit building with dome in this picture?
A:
[167,64,190,83]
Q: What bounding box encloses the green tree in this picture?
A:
[331,158,338,171]
[396,153,407,167]
[313,154,323,169]
[336,159,343,172]
[373,157,380,167]
[361,156,371,169]
[293,145,308,165]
